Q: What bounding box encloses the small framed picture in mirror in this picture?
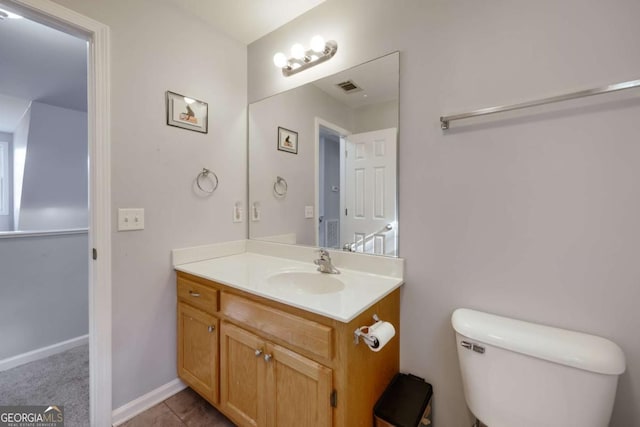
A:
[277,127,298,154]
[166,91,208,133]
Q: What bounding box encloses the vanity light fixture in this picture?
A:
[273,35,338,77]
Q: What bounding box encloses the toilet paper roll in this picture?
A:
[366,321,396,352]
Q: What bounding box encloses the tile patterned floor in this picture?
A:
[120,387,235,427]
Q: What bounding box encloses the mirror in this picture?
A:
[249,52,399,256]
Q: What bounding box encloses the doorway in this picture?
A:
[0,4,89,425]
[315,118,398,256]
[314,118,350,249]
[0,1,111,425]
[318,125,342,249]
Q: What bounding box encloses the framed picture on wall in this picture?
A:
[277,127,298,154]
[166,91,208,133]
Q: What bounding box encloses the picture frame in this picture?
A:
[277,126,298,154]
[166,91,208,133]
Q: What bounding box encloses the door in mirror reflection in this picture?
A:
[343,128,397,256]
[317,124,397,256]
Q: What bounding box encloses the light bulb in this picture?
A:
[310,35,325,53]
[273,52,288,68]
[291,43,305,59]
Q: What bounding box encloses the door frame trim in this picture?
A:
[4,1,113,425]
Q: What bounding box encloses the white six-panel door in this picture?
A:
[342,127,397,256]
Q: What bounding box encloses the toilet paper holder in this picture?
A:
[354,314,382,346]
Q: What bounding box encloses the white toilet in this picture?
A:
[451,308,626,427]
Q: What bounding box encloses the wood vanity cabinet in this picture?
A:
[176,271,400,427]
[219,322,332,427]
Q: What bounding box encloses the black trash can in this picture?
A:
[374,373,433,427]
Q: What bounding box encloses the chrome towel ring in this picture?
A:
[273,176,288,198]
[196,168,219,194]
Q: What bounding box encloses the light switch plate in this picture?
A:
[304,205,314,219]
[118,208,145,231]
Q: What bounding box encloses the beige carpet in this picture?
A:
[0,344,89,427]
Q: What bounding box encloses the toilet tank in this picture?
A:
[451,308,625,427]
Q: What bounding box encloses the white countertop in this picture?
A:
[175,252,404,323]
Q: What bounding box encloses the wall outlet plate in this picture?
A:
[233,204,243,223]
[251,203,261,221]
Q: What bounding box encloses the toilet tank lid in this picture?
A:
[451,308,626,375]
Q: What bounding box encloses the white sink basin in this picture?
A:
[267,271,345,295]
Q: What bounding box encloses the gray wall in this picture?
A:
[0,232,88,359]
[18,102,88,231]
[248,1,640,426]
[51,0,248,409]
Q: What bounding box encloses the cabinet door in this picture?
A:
[220,322,266,427]
[265,343,333,427]
[177,302,219,404]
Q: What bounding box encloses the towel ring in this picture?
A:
[196,168,219,194]
[273,176,288,198]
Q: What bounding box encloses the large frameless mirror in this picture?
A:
[249,51,399,257]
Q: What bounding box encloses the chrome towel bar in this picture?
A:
[440,78,640,130]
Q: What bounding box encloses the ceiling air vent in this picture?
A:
[336,80,363,93]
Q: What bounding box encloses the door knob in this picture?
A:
[255,349,263,357]
[264,354,273,362]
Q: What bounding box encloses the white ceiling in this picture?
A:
[164,0,327,44]
[0,14,87,133]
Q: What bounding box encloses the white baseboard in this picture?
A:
[0,334,89,372]
[111,378,187,426]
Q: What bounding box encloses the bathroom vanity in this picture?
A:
[174,245,403,427]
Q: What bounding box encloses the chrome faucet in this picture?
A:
[314,248,340,274]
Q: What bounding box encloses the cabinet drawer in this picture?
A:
[221,293,332,360]
[178,277,218,314]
